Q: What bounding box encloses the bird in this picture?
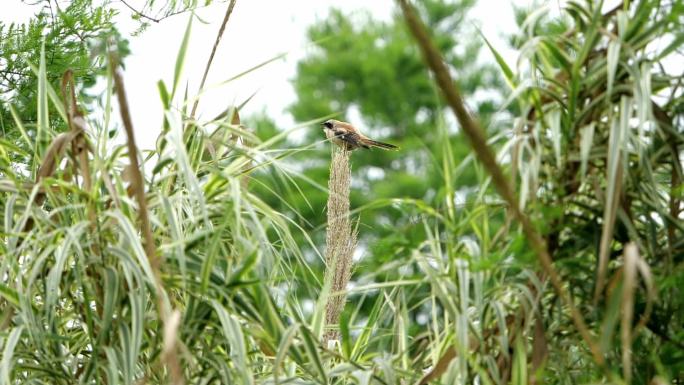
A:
[321,119,398,151]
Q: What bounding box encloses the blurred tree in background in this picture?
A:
[252,0,504,292]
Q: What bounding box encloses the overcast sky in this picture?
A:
[2,0,523,149]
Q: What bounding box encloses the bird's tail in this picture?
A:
[365,139,398,150]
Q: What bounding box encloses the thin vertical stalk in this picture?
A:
[111,63,158,270]
[189,0,238,121]
[323,148,357,343]
[110,52,184,385]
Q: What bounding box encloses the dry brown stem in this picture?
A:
[323,148,357,343]
[110,52,184,385]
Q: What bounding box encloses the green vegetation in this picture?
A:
[0,0,682,384]
[0,0,121,149]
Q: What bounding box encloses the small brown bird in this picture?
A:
[321,119,398,151]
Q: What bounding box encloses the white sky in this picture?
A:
[2,0,524,149]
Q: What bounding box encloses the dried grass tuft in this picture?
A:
[323,147,357,343]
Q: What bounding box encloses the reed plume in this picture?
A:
[323,147,357,343]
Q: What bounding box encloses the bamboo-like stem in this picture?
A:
[396,0,605,367]
[111,64,159,271]
[323,147,357,343]
[110,52,184,385]
[189,0,237,121]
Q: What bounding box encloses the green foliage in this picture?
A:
[495,0,684,381]
[0,0,124,151]
[0,0,682,384]
[0,33,317,384]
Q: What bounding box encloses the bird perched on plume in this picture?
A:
[321,119,398,151]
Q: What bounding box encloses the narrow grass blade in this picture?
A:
[172,14,193,99]
[8,105,32,149]
[478,29,516,89]
[579,123,595,180]
[607,40,620,96]
[0,326,24,384]
[36,40,49,160]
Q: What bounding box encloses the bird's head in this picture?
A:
[321,119,336,130]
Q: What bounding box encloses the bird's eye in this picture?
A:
[323,121,333,129]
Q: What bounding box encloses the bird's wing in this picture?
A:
[337,121,373,142]
[341,131,368,148]
[331,125,349,135]
[332,127,366,148]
